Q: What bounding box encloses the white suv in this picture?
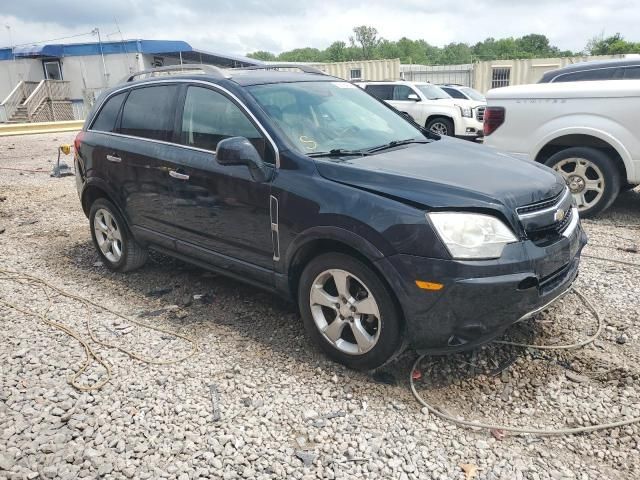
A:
[484,80,640,217]
[359,81,485,140]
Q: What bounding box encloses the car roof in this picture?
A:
[540,58,640,81]
[117,66,343,89]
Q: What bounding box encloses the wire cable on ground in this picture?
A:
[410,287,640,435]
[0,268,199,391]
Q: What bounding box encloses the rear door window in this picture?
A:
[364,84,394,100]
[91,92,126,132]
[120,85,178,141]
[557,68,616,82]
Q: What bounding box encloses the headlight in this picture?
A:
[427,212,517,259]
[457,105,472,118]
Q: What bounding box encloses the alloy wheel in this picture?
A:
[429,122,448,136]
[552,157,605,211]
[93,208,123,263]
[309,269,381,355]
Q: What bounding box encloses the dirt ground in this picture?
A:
[1,132,639,480]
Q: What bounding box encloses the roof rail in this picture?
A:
[122,63,230,83]
[236,63,327,75]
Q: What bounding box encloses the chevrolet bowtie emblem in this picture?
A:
[554,209,566,222]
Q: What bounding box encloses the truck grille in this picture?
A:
[475,106,485,122]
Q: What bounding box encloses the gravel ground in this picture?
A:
[1,132,639,480]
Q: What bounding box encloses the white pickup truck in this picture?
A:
[484,80,640,217]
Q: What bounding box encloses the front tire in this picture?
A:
[89,198,148,272]
[426,117,454,137]
[298,253,403,370]
[544,147,621,218]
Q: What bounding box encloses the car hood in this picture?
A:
[313,137,566,212]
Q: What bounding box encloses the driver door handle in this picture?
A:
[169,170,189,181]
[106,154,121,163]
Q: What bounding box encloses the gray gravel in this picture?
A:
[1,132,639,480]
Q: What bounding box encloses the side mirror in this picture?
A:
[407,93,420,102]
[215,137,270,182]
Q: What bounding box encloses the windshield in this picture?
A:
[415,84,450,100]
[460,87,485,101]
[247,81,426,155]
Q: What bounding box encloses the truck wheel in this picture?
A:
[426,117,454,137]
[298,253,403,371]
[545,147,621,218]
[89,198,148,272]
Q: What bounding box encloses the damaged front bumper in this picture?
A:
[375,221,587,355]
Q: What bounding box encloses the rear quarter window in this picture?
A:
[91,92,126,132]
[120,85,179,141]
[365,84,394,100]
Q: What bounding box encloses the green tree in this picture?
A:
[325,41,348,62]
[349,25,382,60]
[586,33,640,55]
[247,50,277,61]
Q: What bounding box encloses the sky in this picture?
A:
[0,0,637,56]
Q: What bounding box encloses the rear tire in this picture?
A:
[544,147,621,218]
[426,117,454,137]
[89,198,148,272]
[298,252,403,371]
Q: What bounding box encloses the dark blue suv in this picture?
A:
[74,64,586,370]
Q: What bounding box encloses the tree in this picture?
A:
[326,41,348,62]
[586,33,640,55]
[349,26,381,60]
[247,51,276,61]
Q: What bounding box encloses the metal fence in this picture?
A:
[400,64,474,86]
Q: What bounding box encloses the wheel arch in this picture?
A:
[534,131,629,182]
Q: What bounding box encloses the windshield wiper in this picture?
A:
[366,138,430,154]
[308,149,371,158]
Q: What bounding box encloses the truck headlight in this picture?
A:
[457,105,472,118]
[427,212,517,259]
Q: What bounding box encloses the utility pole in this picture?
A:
[5,25,17,85]
[92,28,108,87]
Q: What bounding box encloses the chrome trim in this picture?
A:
[561,207,579,238]
[87,78,281,168]
[169,170,189,180]
[270,195,280,261]
[105,154,121,163]
[517,188,570,219]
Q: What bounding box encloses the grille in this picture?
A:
[516,189,566,216]
[526,208,574,246]
[475,106,485,122]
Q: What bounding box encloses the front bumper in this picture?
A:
[456,116,484,138]
[375,221,587,354]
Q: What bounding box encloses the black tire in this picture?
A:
[298,252,403,371]
[544,147,621,218]
[89,198,148,272]
[426,117,454,137]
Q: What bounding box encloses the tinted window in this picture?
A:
[623,66,640,79]
[120,85,178,141]
[91,92,126,132]
[557,68,616,82]
[392,85,414,100]
[364,84,393,100]
[441,87,466,99]
[180,86,269,160]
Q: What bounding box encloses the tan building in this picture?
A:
[311,59,400,82]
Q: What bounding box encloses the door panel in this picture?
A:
[170,85,275,270]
